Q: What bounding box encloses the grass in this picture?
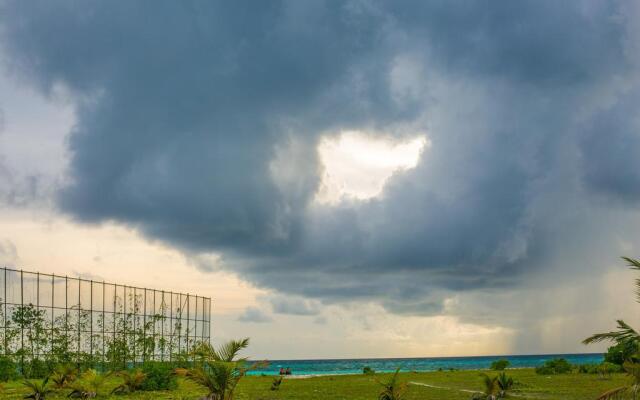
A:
[0,368,630,399]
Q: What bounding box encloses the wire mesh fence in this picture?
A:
[0,267,211,373]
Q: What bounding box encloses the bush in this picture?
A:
[22,358,53,379]
[577,362,622,375]
[490,359,510,370]
[604,341,637,365]
[139,362,177,391]
[577,363,598,374]
[0,357,18,382]
[535,358,572,375]
[363,366,375,375]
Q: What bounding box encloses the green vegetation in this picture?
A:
[139,362,177,391]
[178,338,266,400]
[584,256,640,399]
[67,369,111,399]
[111,369,146,395]
[469,372,513,399]
[0,368,632,399]
[7,255,640,399]
[22,376,52,400]
[605,341,638,366]
[377,368,406,400]
[535,358,572,375]
[0,292,201,375]
[0,356,18,381]
[489,359,509,371]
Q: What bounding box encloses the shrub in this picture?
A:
[577,362,622,375]
[22,358,53,379]
[67,369,111,399]
[490,359,510,371]
[22,376,52,400]
[535,358,572,375]
[140,362,177,391]
[111,369,146,395]
[363,366,375,375]
[577,363,597,374]
[604,341,637,365]
[0,357,18,382]
[50,364,78,388]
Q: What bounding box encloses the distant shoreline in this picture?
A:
[247,353,604,376]
[259,352,604,363]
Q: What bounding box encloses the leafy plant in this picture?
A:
[50,364,78,388]
[0,356,18,382]
[490,359,510,371]
[605,341,639,366]
[22,376,52,400]
[363,366,375,375]
[535,358,572,375]
[67,369,111,399]
[111,369,147,395]
[270,376,283,391]
[140,362,177,391]
[377,368,406,400]
[182,338,267,400]
[470,373,499,400]
[496,372,513,397]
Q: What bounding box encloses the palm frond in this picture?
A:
[583,320,640,345]
[623,257,640,303]
[213,338,250,362]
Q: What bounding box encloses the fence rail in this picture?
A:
[0,266,211,371]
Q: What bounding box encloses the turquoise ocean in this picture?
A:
[249,353,604,376]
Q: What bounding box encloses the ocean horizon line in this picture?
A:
[259,352,604,363]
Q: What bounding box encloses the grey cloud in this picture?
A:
[0,157,45,207]
[2,0,640,326]
[580,89,640,205]
[269,295,321,316]
[238,307,273,323]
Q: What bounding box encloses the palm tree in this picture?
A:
[470,373,499,400]
[583,257,640,350]
[111,369,147,394]
[67,369,112,399]
[377,368,406,400]
[584,257,640,399]
[22,376,52,400]
[496,372,513,398]
[180,338,266,400]
[50,364,78,388]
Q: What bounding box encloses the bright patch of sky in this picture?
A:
[316,131,427,204]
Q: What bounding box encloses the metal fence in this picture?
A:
[0,267,211,370]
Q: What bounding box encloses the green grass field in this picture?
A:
[0,369,629,399]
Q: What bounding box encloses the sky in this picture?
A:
[1,0,640,360]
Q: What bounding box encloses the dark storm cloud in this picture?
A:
[580,89,640,205]
[2,0,640,318]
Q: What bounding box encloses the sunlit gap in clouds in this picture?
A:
[316,131,428,204]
